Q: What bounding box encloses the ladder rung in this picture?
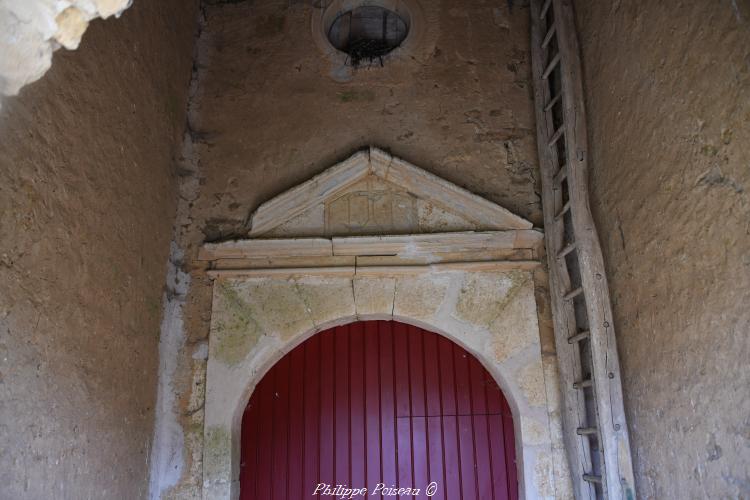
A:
[548,125,565,147]
[544,92,561,112]
[553,164,568,184]
[557,242,576,259]
[542,53,561,79]
[582,474,602,484]
[573,379,593,389]
[567,330,590,344]
[554,200,570,220]
[563,287,583,301]
[576,426,598,436]
[542,23,557,49]
[540,0,553,19]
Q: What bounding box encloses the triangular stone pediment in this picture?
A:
[250,147,532,238]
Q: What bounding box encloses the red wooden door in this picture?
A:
[240,321,518,500]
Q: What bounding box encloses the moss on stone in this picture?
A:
[455,270,530,327]
[211,281,262,366]
[203,425,231,479]
[393,275,450,321]
[243,280,313,341]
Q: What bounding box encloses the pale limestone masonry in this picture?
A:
[249,147,531,238]
[203,271,567,499]
[198,150,572,499]
[0,0,131,102]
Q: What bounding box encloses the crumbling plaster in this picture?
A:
[0,0,133,105]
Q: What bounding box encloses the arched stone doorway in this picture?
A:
[199,149,571,499]
[239,320,519,500]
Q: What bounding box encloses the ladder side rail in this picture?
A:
[552,0,636,497]
[529,1,596,498]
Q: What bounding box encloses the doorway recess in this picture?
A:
[239,321,519,500]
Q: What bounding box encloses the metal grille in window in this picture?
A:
[328,6,409,67]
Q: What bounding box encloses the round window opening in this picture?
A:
[327,6,409,67]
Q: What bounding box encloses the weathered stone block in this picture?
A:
[353,277,396,316]
[294,277,355,326]
[490,279,540,362]
[237,279,314,342]
[551,446,575,499]
[202,425,234,499]
[533,449,556,498]
[210,281,263,366]
[454,271,529,327]
[393,275,450,321]
[520,415,550,446]
[517,360,548,408]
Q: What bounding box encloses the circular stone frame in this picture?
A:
[312,0,427,69]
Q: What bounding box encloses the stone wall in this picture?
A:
[203,270,566,499]
[0,0,198,498]
[575,1,750,497]
[185,0,541,246]
[163,0,549,497]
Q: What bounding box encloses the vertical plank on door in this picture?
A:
[378,321,398,497]
[350,323,366,490]
[271,355,290,500]
[455,345,478,499]
[470,357,494,500]
[319,329,335,493]
[334,325,351,487]
[437,336,462,500]
[303,335,321,498]
[486,372,510,500]
[422,333,445,500]
[239,321,518,500]
[364,322,382,496]
[502,396,519,500]
[255,371,274,499]
[393,322,413,499]
[287,345,305,499]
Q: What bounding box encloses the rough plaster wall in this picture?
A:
[191,0,542,243]
[163,0,551,497]
[0,0,198,497]
[575,2,750,498]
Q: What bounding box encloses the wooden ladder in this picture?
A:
[528,1,636,498]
